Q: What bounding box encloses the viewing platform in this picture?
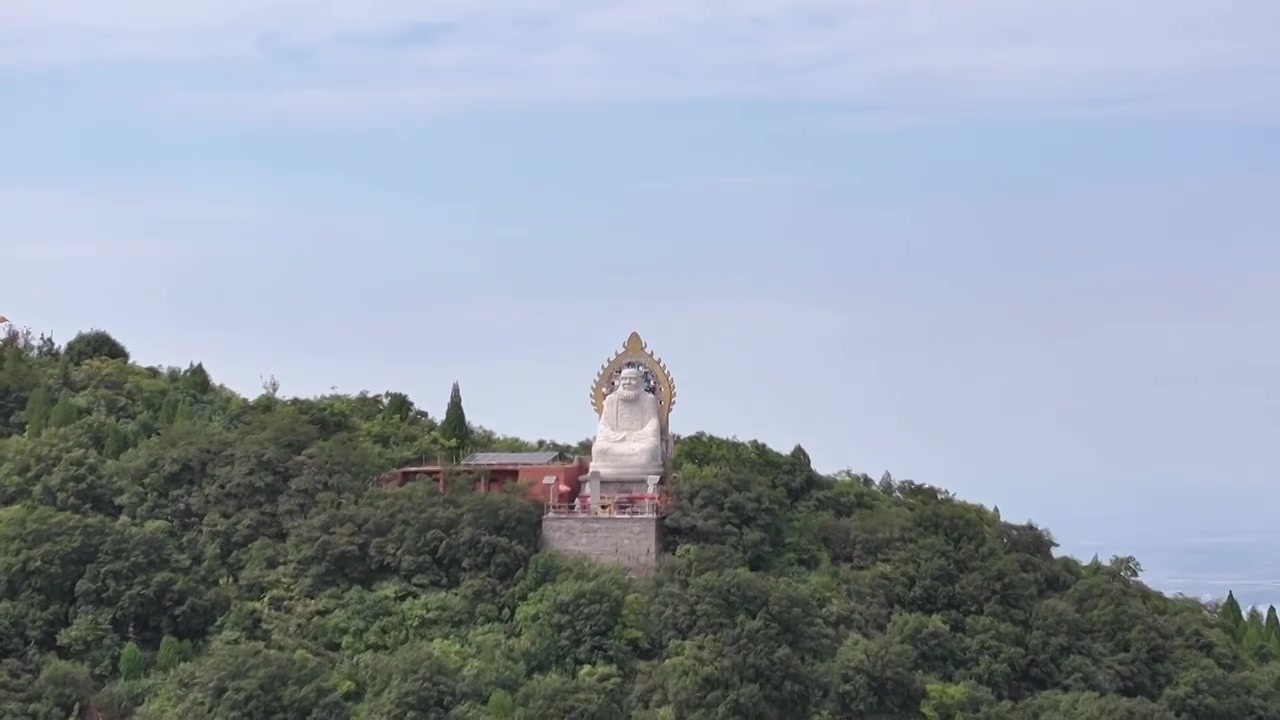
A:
[544,491,667,518]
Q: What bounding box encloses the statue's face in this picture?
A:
[617,369,643,400]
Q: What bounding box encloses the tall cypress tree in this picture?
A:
[1265,605,1280,645]
[1221,590,1246,641]
[440,381,471,461]
[1244,606,1272,661]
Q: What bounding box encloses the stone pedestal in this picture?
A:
[587,471,661,498]
[541,514,663,576]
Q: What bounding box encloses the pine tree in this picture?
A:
[440,381,471,460]
[1265,605,1280,645]
[48,390,78,429]
[23,385,51,436]
[1221,590,1246,641]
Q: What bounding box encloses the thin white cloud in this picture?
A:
[1,0,1277,122]
[0,184,301,267]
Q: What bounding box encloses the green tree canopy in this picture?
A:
[63,329,130,366]
[0,324,1274,719]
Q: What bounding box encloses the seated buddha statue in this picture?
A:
[589,367,664,477]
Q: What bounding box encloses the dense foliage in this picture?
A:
[1,325,1278,719]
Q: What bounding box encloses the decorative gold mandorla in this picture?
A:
[590,331,677,420]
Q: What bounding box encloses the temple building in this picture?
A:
[385,331,676,575]
[383,451,585,503]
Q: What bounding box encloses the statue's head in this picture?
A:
[616,367,644,401]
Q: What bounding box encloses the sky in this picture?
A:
[3,1,1279,606]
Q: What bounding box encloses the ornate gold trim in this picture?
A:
[589,331,677,419]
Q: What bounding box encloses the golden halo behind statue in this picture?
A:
[589,332,676,421]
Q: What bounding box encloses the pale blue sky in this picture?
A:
[3,1,1279,605]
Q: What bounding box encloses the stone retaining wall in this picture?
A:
[540,515,663,576]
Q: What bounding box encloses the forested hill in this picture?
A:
[2,327,1279,720]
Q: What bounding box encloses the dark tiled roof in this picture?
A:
[461,451,566,465]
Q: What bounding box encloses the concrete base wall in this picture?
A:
[541,515,663,576]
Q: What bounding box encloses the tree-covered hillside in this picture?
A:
[1,325,1278,719]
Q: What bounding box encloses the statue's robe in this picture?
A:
[590,390,663,475]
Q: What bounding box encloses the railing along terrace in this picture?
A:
[545,496,664,517]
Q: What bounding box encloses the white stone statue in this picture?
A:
[589,367,664,477]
